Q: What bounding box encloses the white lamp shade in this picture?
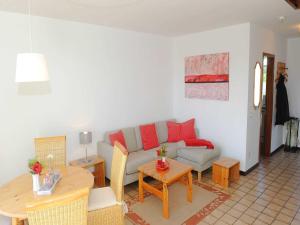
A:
[15,53,49,82]
[79,131,92,145]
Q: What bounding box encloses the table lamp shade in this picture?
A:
[79,131,92,145]
[15,53,49,82]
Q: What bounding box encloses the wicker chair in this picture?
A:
[88,142,128,225]
[34,136,66,168]
[26,188,89,225]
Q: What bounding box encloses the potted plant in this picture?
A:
[156,144,168,163]
[28,159,43,192]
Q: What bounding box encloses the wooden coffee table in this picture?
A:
[138,158,193,219]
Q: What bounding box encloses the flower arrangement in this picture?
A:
[156,145,169,170]
[28,159,43,175]
[156,144,167,157]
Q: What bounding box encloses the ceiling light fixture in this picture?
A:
[15,0,49,83]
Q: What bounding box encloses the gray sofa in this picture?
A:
[98,120,220,185]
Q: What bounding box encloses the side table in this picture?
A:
[70,155,105,187]
[212,157,240,188]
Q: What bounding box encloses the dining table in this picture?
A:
[0,166,94,225]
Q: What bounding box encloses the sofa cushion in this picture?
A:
[135,127,143,150]
[181,118,197,141]
[126,148,158,175]
[167,121,182,142]
[88,187,117,211]
[155,121,168,143]
[122,127,139,152]
[160,141,185,159]
[140,123,159,150]
[177,147,220,165]
[167,119,197,143]
[104,130,118,144]
[109,130,127,149]
[135,120,174,148]
[104,128,138,152]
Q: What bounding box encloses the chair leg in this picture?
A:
[198,171,202,183]
[12,218,24,225]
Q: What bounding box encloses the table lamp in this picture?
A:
[79,131,92,163]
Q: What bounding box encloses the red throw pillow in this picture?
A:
[140,123,159,150]
[167,119,196,142]
[109,130,127,149]
[167,121,182,142]
[181,119,196,141]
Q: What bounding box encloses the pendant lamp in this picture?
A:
[15,0,49,83]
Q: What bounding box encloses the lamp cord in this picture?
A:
[28,0,33,52]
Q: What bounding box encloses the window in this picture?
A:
[254,62,262,109]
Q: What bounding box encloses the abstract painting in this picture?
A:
[185,52,229,101]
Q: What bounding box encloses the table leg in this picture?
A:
[212,164,217,183]
[198,171,202,183]
[100,162,105,187]
[94,162,106,187]
[230,163,240,182]
[94,163,100,187]
[187,171,193,202]
[139,172,144,202]
[12,218,24,225]
[223,167,229,188]
[236,163,240,181]
[162,183,169,219]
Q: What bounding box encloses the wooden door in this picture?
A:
[263,53,275,157]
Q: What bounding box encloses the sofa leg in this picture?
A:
[198,171,202,183]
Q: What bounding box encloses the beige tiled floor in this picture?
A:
[124,150,300,225]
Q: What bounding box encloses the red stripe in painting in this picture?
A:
[185,74,229,83]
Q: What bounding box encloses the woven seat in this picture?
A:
[34,136,66,168]
[88,142,128,225]
[26,188,89,225]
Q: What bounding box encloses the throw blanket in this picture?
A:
[185,139,214,149]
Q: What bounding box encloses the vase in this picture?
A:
[162,156,166,163]
[32,174,40,192]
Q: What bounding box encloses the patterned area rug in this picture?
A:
[126,180,230,225]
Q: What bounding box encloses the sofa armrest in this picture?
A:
[97,141,113,180]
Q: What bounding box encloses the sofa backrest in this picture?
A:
[103,119,175,152]
[104,127,139,153]
[155,120,169,143]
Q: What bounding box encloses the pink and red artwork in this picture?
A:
[185,52,229,101]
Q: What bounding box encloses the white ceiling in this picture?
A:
[0,0,299,37]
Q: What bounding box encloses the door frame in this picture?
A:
[262,52,275,157]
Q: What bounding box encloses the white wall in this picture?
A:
[0,11,173,223]
[287,38,300,118]
[172,24,251,171]
[246,24,287,170]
